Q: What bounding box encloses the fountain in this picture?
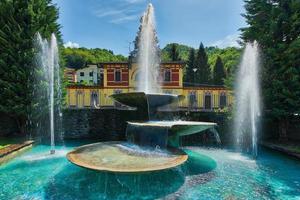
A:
[234,41,261,157]
[67,4,218,172]
[137,4,160,93]
[36,33,61,154]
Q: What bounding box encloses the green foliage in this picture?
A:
[184,49,196,86]
[62,47,127,69]
[241,0,300,138]
[0,0,61,133]
[168,43,181,61]
[162,43,241,87]
[130,17,160,62]
[195,43,211,84]
[213,56,226,85]
[162,43,191,61]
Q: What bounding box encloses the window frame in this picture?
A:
[114,69,122,82]
[164,69,171,82]
[219,92,227,109]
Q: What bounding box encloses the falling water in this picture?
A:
[36,33,61,154]
[234,41,261,157]
[137,3,160,93]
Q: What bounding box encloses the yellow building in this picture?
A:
[66,62,233,111]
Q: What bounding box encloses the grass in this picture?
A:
[289,147,300,154]
[0,144,10,150]
[0,137,24,150]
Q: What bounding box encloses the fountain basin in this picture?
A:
[126,121,217,148]
[67,142,188,173]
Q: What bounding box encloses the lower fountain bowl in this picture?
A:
[67,142,188,173]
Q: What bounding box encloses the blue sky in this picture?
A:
[53,0,246,55]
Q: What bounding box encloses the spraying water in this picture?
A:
[137,3,160,93]
[234,41,261,157]
[36,33,61,154]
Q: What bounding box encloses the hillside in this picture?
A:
[161,43,242,73]
[62,47,127,69]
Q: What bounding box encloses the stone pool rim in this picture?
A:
[66,141,188,173]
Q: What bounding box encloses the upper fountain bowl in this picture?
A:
[110,92,185,110]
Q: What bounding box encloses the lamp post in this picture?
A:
[193,68,198,86]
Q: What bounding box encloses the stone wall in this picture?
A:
[62,109,232,144]
[0,113,18,136]
[63,109,142,140]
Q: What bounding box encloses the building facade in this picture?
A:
[66,62,233,111]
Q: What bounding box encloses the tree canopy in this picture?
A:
[0,0,61,133]
[213,56,226,85]
[241,0,300,139]
[63,47,127,69]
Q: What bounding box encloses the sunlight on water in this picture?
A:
[0,143,299,200]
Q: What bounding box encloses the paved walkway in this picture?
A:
[0,140,34,162]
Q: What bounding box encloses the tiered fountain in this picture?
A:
[67,4,217,172]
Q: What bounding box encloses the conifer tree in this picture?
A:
[195,43,211,84]
[213,56,226,85]
[184,49,196,86]
[0,0,61,134]
[169,43,180,61]
[241,0,300,140]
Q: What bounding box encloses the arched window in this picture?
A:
[204,92,212,110]
[90,91,99,108]
[134,71,141,82]
[219,92,227,109]
[114,69,121,82]
[76,90,84,108]
[189,91,197,109]
[164,69,171,82]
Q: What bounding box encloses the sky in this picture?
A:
[53,0,247,56]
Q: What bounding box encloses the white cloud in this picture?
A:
[110,14,140,24]
[125,0,145,4]
[211,33,241,48]
[93,0,145,24]
[64,41,80,48]
[95,9,127,18]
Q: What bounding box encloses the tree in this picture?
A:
[213,56,226,85]
[0,0,61,134]
[130,16,160,62]
[168,43,181,61]
[63,47,127,69]
[195,43,211,84]
[184,49,196,86]
[241,0,300,140]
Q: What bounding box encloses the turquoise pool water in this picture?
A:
[0,142,300,200]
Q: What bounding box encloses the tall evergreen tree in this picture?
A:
[184,48,196,86]
[130,16,160,62]
[213,56,226,85]
[195,43,211,84]
[168,43,180,61]
[0,0,61,134]
[241,0,300,140]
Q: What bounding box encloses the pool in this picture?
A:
[0,141,299,200]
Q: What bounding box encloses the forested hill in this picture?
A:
[63,47,127,69]
[161,43,242,73]
[63,44,242,75]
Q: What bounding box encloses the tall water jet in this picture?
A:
[234,41,261,157]
[137,3,160,93]
[35,33,60,154]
